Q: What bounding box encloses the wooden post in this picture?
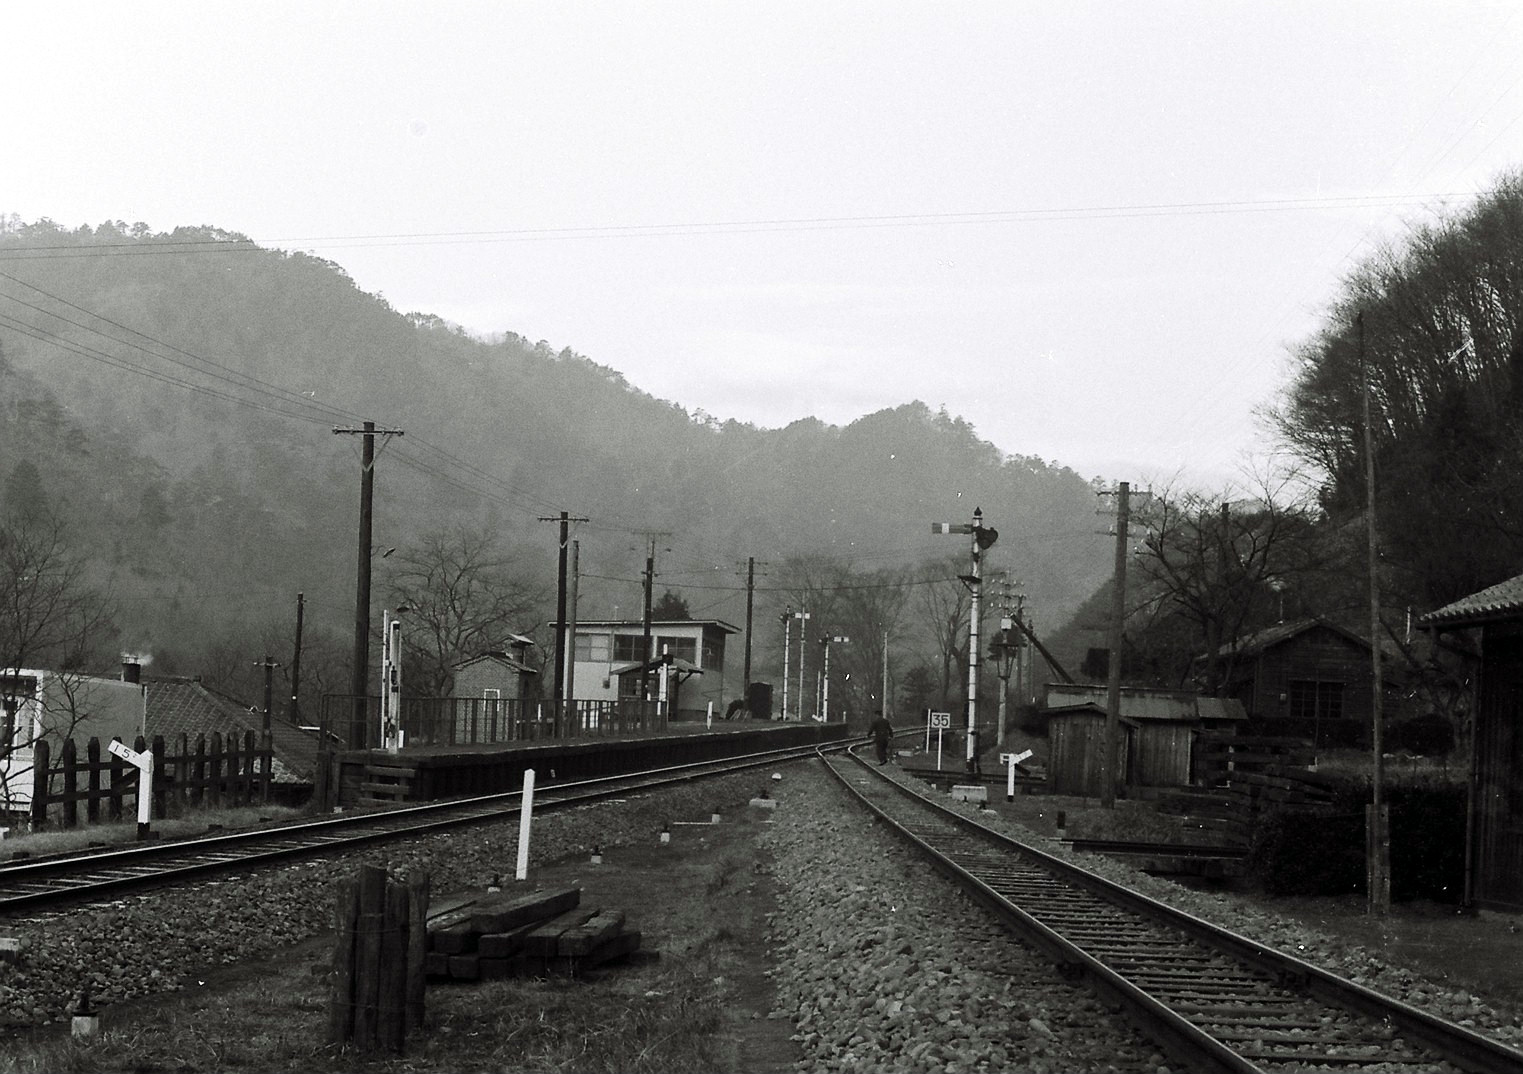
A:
[405,871,429,1034]
[86,738,102,824]
[108,747,125,821]
[226,734,240,804]
[352,864,386,1049]
[193,735,207,807]
[261,731,273,804]
[209,732,224,808]
[150,736,167,820]
[243,730,257,804]
[380,881,408,1052]
[30,738,49,831]
[175,733,190,811]
[61,738,79,829]
[328,875,359,1044]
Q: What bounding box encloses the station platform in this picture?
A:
[332,719,850,806]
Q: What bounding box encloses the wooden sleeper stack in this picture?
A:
[424,885,645,981]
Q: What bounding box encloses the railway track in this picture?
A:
[825,749,1523,1074]
[0,740,836,918]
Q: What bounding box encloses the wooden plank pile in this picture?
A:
[425,884,644,981]
[1158,735,1340,846]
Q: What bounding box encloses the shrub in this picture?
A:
[1385,712,1456,756]
[1247,780,1466,902]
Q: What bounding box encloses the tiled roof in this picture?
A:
[1421,572,1523,629]
[143,677,317,784]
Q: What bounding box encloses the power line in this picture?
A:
[0,192,1507,261]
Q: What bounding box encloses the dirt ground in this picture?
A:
[21,803,799,1074]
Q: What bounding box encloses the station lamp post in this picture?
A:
[822,635,849,722]
[989,618,1020,749]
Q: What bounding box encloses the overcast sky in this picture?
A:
[7,1,1523,491]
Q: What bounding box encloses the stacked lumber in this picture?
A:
[424,885,645,981]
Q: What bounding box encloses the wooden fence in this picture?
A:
[28,731,274,830]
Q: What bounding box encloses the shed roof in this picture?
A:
[1045,683,1246,722]
[143,677,317,785]
[1421,572,1523,630]
[572,619,741,635]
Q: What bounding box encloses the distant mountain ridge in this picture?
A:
[0,218,1111,677]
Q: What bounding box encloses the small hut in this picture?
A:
[1044,684,1246,797]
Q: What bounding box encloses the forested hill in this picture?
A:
[0,219,1110,685]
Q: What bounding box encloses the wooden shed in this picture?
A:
[1208,618,1390,747]
[1044,684,1247,797]
[1421,573,1523,911]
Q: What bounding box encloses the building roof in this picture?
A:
[1045,683,1247,722]
[1421,572,1523,630]
[612,657,703,677]
[570,619,741,635]
[143,677,317,785]
[452,651,537,675]
[1209,617,1375,660]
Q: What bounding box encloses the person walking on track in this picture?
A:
[869,710,894,765]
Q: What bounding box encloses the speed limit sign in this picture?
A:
[927,711,951,729]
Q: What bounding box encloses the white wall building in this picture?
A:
[563,619,739,720]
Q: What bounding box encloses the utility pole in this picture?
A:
[540,511,587,723]
[743,557,756,710]
[1359,310,1390,914]
[334,420,403,744]
[881,627,890,721]
[636,533,670,710]
[797,610,809,722]
[288,591,305,725]
[255,655,279,804]
[565,539,580,724]
[1102,481,1131,809]
[780,609,793,722]
[933,507,998,773]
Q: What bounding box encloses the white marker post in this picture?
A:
[107,738,155,839]
[706,701,713,729]
[1000,749,1035,801]
[928,711,951,771]
[515,768,536,881]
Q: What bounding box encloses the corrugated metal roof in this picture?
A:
[1045,684,1245,722]
[1421,572,1523,629]
[143,677,317,784]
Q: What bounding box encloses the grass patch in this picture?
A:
[0,804,307,861]
[1,828,773,1073]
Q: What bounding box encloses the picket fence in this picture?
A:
[28,731,274,830]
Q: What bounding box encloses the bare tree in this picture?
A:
[1,512,119,813]
[916,556,972,708]
[383,526,545,696]
[1130,468,1324,692]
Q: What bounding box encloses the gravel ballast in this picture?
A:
[761,765,1168,1073]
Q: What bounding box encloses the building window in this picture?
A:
[655,636,697,664]
[613,635,645,663]
[574,634,610,663]
[1288,680,1344,722]
[703,637,723,672]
